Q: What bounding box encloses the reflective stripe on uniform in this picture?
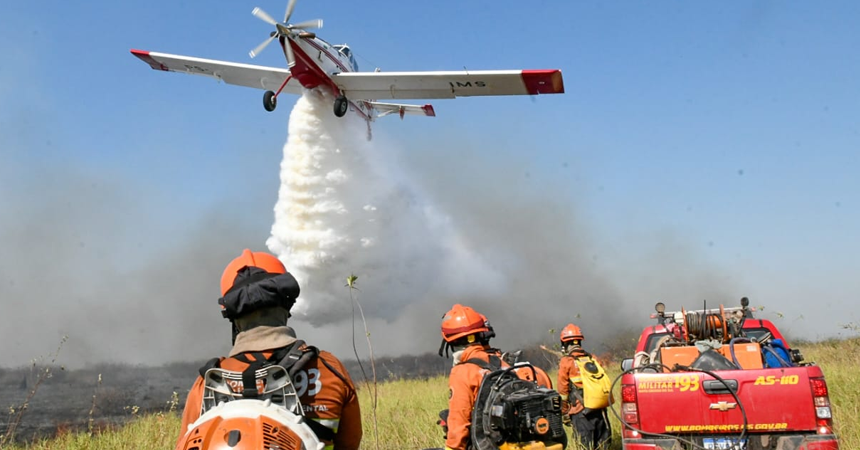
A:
[311,417,339,450]
[314,418,340,432]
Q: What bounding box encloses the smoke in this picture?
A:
[266,90,505,332]
[0,89,751,369]
[264,91,739,359]
[0,163,257,368]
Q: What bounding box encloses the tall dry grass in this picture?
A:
[6,338,857,450]
[356,377,450,448]
[4,412,180,450]
[801,338,860,450]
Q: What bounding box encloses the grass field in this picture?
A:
[5,337,858,450]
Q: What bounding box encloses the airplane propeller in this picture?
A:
[249,0,323,65]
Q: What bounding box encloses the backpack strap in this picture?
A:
[570,385,586,407]
[303,417,336,442]
[572,349,593,360]
[273,343,344,443]
[232,352,269,398]
[198,357,223,378]
[463,354,502,371]
[232,340,311,399]
[272,340,319,377]
[316,353,352,389]
[569,354,591,408]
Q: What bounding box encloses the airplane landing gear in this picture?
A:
[263,90,277,112]
[334,95,348,117]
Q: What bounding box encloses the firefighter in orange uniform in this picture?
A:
[557,323,610,450]
[176,249,362,450]
[439,305,553,450]
[440,304,495,450]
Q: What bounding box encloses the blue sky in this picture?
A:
[1,1,859,366]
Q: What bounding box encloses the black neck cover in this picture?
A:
[218,267,301,320]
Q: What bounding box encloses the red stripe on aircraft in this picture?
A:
[422,104,436,117]
[287,39,335,90]
[521,70,565,95]
[303,39,351,73]
[130,49,168,71]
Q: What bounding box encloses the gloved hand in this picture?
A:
[569,403,585,415]
[561,400,571,413]
[437,409,449,439]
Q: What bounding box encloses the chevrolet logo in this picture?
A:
[710,401,737,412]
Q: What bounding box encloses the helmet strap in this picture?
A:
[439,339,477,358]
[438,339,448,358]
[231,321,240,345]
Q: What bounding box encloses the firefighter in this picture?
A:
[439,305,553,450]
[439,304,495,450]
[176,249,362,450]
[557,323,611,450]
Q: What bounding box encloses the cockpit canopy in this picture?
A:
[333,44,358,71]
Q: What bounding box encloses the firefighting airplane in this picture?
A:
[131,0,564,138]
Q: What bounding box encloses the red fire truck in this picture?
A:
[618,298,839,450]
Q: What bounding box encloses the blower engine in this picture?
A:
[471,364,567,450]
[176,365,323,450]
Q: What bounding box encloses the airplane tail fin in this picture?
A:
[369,102,436,120]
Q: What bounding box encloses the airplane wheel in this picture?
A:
[263,91,277,112]
[333,96,348,117]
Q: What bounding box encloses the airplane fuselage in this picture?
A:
[280,36,372,121]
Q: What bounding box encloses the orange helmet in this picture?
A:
[220,249,286,296]
[560,323,584,343]
[440,304,489,343]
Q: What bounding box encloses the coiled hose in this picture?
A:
[684,312,727,342]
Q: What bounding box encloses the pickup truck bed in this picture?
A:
[620,318,839,450]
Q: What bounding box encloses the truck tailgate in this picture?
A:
[635,367,817,434]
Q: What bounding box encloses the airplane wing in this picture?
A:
[332,70,564,100]
[368,101,436,119]
[130,49,303,94]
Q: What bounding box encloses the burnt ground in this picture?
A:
[0,347,560,444]
[0,361,199,443]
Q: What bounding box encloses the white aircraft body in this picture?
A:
[131,0,564,138]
